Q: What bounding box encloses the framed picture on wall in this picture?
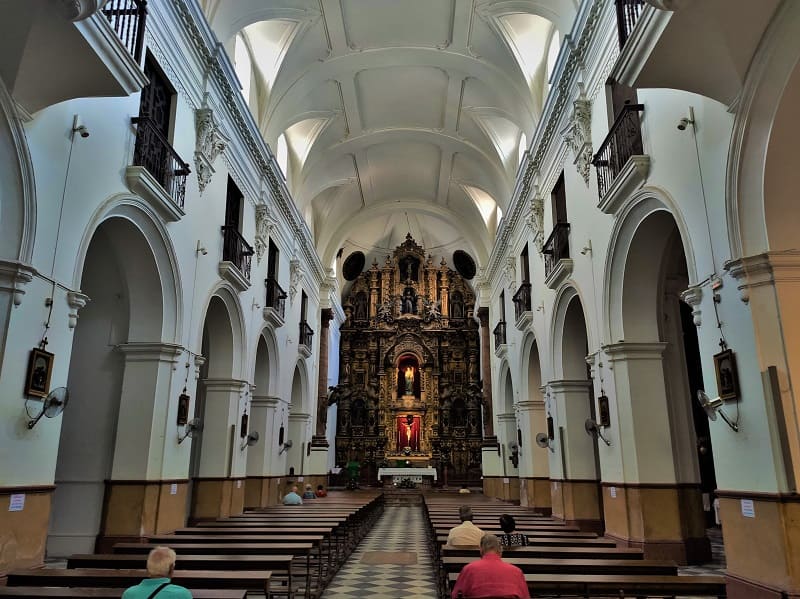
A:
[25,348,54,398]
[713,349,740,401]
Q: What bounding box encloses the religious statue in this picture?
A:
[404,366,414,396]
[402,287,416,314]
[377,298,394,323]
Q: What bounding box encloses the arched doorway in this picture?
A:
[49,216,166,556]
[190,291,246,520]
[245,332,277,508]
[606,203,716,564]
[550,289,603,532]
[519,336,550,512]
[286,365,310,478]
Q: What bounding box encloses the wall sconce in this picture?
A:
[508,442,520,468]
[546,415,554,440]
[240,412,249,438]
[177,390,190,426]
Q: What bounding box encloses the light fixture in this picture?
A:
[677,107,695,131]
[508,441,520,467]
[196,240,207,255]
[72,114,90,138]
[697,390,739,432]
[535,432,554,453]
[241,431,260,450]
[178,418,202,444]
[278,439,293,455]
[585,418,611,446]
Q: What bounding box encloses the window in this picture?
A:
[518,132,527,167]
[234,35,253,106]
[276,133,289,179]
[551,171,567,225]
[499,290,506,321]
[608,78,638,123]
[521,244,530,283]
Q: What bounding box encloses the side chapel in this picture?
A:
[332,235,486,485]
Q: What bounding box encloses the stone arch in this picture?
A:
[196,284,246,379]
[74,195,182,343]
[603,189,699,343]
[726,0,800,258]
[252,327,279,397]
[286,360,311,475]
[550,284,592,380]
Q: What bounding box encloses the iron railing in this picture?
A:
[543,223,571,278]
[265,277,287,320]
[493,321,507,350]
[615,0,646,49]
[300,321,314,350]
[221,226,254,281]
[513,282,532,321]
[591,104,645,198]
[102,0,147,63]
[131,115,190,209]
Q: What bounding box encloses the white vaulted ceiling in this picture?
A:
[201,0,576,276]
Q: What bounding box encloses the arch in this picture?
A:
[74,194,182,343]
[196,284,246,379]
[0,76,36,263]
[550,284,592,380]
[252,327,279,397]
[520,332,544,404]
[502,368,515,414]
[603,190,699,343]
[290,359,309,414]
[726,0,800,258]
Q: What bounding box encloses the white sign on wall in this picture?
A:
[609,486,617,498]
[170,483,178,495]
[741,499,755,518]
[298,476,304,482]
[9,493,25,512]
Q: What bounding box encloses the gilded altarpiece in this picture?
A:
[333,235,485,485]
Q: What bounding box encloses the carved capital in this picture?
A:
[194,107,229,193]
[504,256,517,293]
[679,284,703,326]
[562,93,593,186]
[66,291,91,329]
[254,204,274,264]
[0,260,36,307]
[289,258,304,303]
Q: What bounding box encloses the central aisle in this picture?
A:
[322,505,438,598]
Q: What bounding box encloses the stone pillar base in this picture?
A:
[717,492,800,597]
[189,477,245,522]
[95,480,188,553]
[551,479,603,533]
[0,486,52,574]
[245,476,287,509]
[520,477,552,515]
[601,483,710,565]
[482,476,520,502]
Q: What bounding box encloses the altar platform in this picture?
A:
[378,466,438,485]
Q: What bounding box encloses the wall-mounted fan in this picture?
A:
[535,432,554,452]
[585,418,612,446]
[241,431,260,451]
[27,387,69,429]
[279,439,293,455]
[697,390,739,432]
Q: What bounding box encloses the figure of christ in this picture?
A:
[404,366,414,396]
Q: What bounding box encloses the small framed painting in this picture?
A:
[25,348,54,398]
[714,349,740,402]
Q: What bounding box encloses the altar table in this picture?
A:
[378,467,438,483]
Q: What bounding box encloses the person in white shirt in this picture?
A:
[446,505,484,547]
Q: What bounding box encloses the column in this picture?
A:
[245,395,279,508]
[95,342,186,550]
[477,307,501,492]
[548,379,602,532]
[518,396,551,513]
[191,378,248,521]
[308,310,333,482]
[603,342,706,563]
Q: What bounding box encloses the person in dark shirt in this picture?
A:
[498,514,528,547]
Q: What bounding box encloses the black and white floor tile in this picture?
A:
[321,506,438,599]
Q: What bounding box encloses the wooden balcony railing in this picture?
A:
[615,0,646,49]
[493,321,507,350]
[221,226,254,281]
[513,282,532,322]
[300,321,314,350]
[543,223,571,279]
[265,277,287,320]
[102,0,148,63]
[131,115,190,209]
[591,104,645,199]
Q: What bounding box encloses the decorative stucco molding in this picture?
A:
[194,106,229,193]
[66,291,91,329]
[562,91,593,186]
[680,284,703,326]
[289,258,304,303]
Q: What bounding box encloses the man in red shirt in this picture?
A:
[451,533,530,598]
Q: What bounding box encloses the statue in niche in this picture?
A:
[450,291,465,319]
[354,292,368,320]
[404,366,414,396]
[402,287,416,314]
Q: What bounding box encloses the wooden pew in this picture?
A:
[0,588,246,598]
[442,556,677,576]
[7,570,269,597]
[447,572,728,597]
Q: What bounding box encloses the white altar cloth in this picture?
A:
[378,467,438,481]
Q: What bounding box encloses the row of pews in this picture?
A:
[423,494,728,598]
[1,490,383,599]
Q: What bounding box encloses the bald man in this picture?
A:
[451,534,529,598]
[122,546,191,598]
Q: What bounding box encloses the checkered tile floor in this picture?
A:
[678,526,727,577]
[321,506,437,598]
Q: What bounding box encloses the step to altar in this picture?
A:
[383,488,423,505]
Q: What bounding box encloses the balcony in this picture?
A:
[543,223,573,290]
[0,0,148,115]
[263,277,287,328]
[513,282,533,331]
[591,104,649,215]
[126,116,191,222]
[299,321,314,358]
[493,321,508,359]
[102,0,147,63]
[218,226,254,292]
[615,0,646,50]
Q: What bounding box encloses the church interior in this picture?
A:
[1,0,799,597]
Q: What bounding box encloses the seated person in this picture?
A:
[282,485,303,505]
[451,533,530,598]
[122,546,191,598]
[458,484,471,494]
[315,484,328,497]
[499,514,528,547]
[302,484,316,499]
[446,505,484,547]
